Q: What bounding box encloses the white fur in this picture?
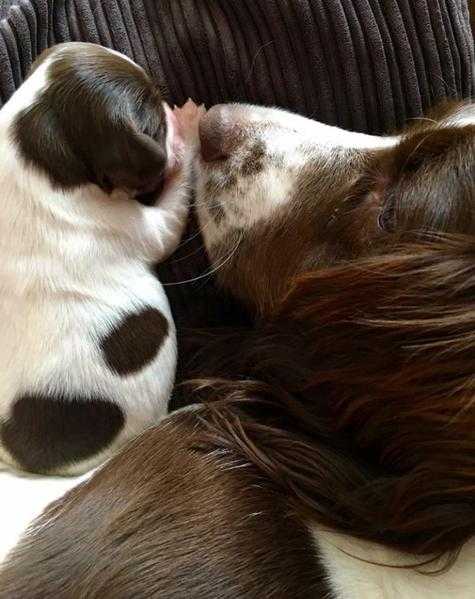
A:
[0,46,192,475]
[0,468,92,563]
[314,527,475,599]
[195,103,399,247]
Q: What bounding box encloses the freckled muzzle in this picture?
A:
[198,104,270,193]
[195,104,293,244]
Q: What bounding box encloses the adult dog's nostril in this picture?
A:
[199,104,233,162]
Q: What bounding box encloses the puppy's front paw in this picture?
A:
[163,99,205,175]
[173,99,206,146]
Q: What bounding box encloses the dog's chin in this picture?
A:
[157,202,250,412]
[156,201,248,316]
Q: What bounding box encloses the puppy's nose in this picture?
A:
[199,104,234,162]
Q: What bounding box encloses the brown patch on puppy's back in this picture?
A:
[100,307,169,376]
[0,393,124,474]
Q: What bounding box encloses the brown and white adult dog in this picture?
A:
[1,101,474,598]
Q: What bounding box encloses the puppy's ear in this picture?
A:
[14,97,168,197]
[87,123,168,200]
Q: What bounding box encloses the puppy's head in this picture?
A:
[9,42,174,205]
[195,102,475,314]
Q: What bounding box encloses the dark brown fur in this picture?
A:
[100,307,169,376]
[13,43,167,202]
[2,103,474,593]
[0,393,124,474]
[186,105,475,562]
[183,237,475,560]
[0,410,334,599]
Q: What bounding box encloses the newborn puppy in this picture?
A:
[0,42,200,475]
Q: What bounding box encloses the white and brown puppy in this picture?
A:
[0,42,200,476]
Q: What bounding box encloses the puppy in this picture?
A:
[0,42,200,476]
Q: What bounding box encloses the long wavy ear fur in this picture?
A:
[191,236,475,562]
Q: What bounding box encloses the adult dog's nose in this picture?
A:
[199,104,235,162]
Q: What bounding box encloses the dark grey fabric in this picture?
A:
[0,0,473,134]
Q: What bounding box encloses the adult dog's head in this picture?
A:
[194,102,475,560]
[196,102,474,314]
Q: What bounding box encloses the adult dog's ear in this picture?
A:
[13,43,168,200]
[173,236,475,560]
[370,123,475,235]
[274,236,475,558]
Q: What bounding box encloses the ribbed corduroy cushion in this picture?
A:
[0,0,473,134]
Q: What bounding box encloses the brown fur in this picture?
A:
[0,410,333,599]
[186,237,474,558]
[208,148,370,316]
[0,393,124,474]
[13,43,167,202]
[100,307,169,376]
[185,105,475,562]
